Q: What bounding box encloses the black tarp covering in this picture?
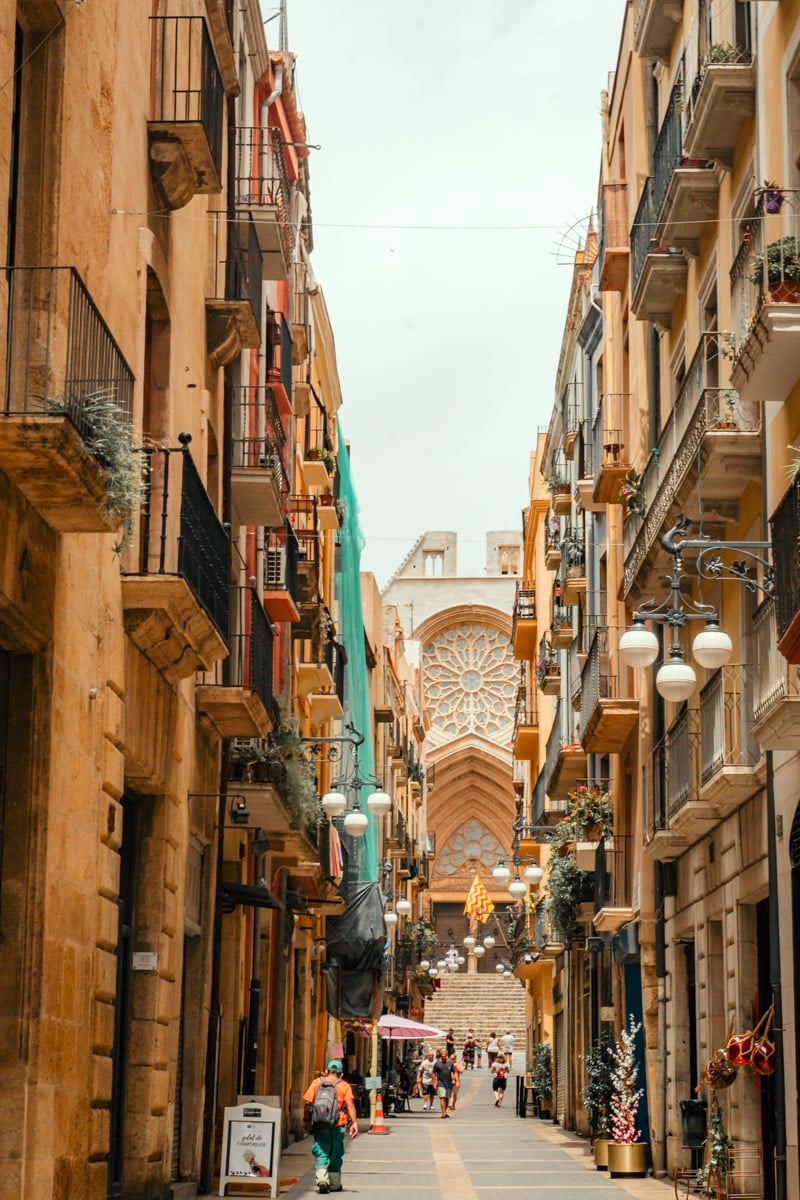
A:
[324,881,385,1017]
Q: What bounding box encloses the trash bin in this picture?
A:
[680,1098,707,1149]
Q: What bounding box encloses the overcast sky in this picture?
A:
[288,2,625,588]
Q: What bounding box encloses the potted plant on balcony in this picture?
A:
[714,390,739,430]
[619,469,645,519]
[759,180,786,214]
[748,235,800,302]
[569,784,613,841]
[582,1030,617,1169]
[607,1016,648,1178]
[531,1041,554,1119]
[545,847,587,942]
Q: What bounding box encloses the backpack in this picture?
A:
[496,1066,505,1081]
[311,1078,341,1127]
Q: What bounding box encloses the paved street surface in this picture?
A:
[208,1070,676,1199]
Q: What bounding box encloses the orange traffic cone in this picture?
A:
[369,1091,389,1134]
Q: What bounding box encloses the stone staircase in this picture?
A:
[422,973,527,1068]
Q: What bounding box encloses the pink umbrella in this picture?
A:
[377,1013,446,1040]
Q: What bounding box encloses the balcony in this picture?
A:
[551,603,573,651]
[297,637,344,728]
[633,0,682,62]
[561,383,582,459]
[580,628,639,754]
[544,516,561,571]
[148,16,224,211]
[597,183,629,292]
[512,583,537,658]
[288,495,321,638]
[0,265,134,532]
[197,587,274,738]
[234,126,295,280]
[752,597,800,747]
[303,395,334,487]
[623,334,761,598]
[265,311,294,416]
[544,700,587,799]
[771,477,800,663]
[652,83,720,257]
[731,204,800,403]
[122,445,229,682]
[291,261,311,364]
[561,526,586,606]
[593,834,634,933]
[683,46,755,169]
[231,386,287,528]
[592,395,631,504]
[513,687,539,761]
[699,664,759,812]
[206,214,262,368]
[574,420,601,513]
[643,708,716,859]
[630,177,688,327]
[535,634,561,696]
[263,522,300,624]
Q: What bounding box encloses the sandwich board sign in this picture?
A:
[219,1101,281,1197]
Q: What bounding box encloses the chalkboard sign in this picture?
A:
[219,1102,281,1198]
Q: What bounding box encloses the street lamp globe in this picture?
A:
[619,621,660,669]
[509,877,527,900]
[473,944,485,957]
[655,651,697,702]
[437,959,447,970]
[429,967,439,977]
[367,787,392,816]
[321,789,347,817]
[492,861,511,884]
[396,897,412,916]
[524,863,543,886]
[383,911,398,928]
[419,959,430,971]
[692,622,733,670]
[463,935,476,949]
[495,962,504,974]
[343,808,369,837]
[483,935,495,949]
[457,955,465,965]
[503,969,512,977]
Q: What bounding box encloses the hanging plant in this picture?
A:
[545,848,588,939]
[568,783,613,839]
[619,469,645,520]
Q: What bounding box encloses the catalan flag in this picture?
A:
[463,873,495,921]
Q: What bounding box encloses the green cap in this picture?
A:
[326,1059,343,1073]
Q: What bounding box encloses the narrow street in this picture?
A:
[223,1072,675,1200]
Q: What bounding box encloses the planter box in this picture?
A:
[607,1142,648,1178]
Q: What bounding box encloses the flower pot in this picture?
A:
[607,1141,648,1178]
[769,280,800,304]
[593,1138,611,1170]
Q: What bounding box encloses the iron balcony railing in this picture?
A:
[630,176,657,296]
[323,637,346,703]
[687,43,753,130]
[513,686,539,734]
[513,584,536,624]
[561,381,582,435]
[730,198,800,350]
[753,597,800,727]
[643,707,700,839]
[594,833,633,913]
[305,393,333,462]
[580,626,627,737]
[591,393,627,468]
[576,418,594,480]
[234,126,295,261]
[231,385,288,499]
[209,212,262,320]
[2,265,134,444]
[699,663,758,786]
[200,586,274,712]
[264,521,300,602]
[149,16,223,184]
[544,514,560,560]
[623,333,760,569]
[770,476,800,645]
[128,444,229,640]
[265,310,293,405]
[531,766,546,825]
[544,699,571,796]
[291,260,310,337]
[652,79,684,223]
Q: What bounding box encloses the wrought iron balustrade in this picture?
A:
[201,586,274,712]
[231,385,288,497]
[652,79,683,221]
[770,476,800,643]
[217,213,263,318]
[752,597,800,725]
[149,16,223,181]
[630,176,657,296]
[234,125,295,260]
[265,310,293,406]
[699,663,757,785]
[128,444,229,640]
[594,834,633,912]
[513,584,536,624]
[2,265,134,444]
[730,199,800,349]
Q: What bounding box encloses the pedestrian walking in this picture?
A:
[445,1027,455,1058]
[462,1028,476,1069]
[302,1059,358,1194]
[501,1029,514,1066]
[486,1031,500,1067]
[475,1037,483,1069]
[432,1049,457,1117]
[418,1049,436,1111]
[491,1053,508,1107]
[448,1054,465,1110]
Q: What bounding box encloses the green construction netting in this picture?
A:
[335,415,378,883]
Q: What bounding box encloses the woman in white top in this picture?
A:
[486,1032,500,1067]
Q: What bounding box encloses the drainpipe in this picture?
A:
[200,771,230,1193]
[243,831,267,1094]
[766,753,787,1200]
[269,867,290,1100]
[654,861,667,1176]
